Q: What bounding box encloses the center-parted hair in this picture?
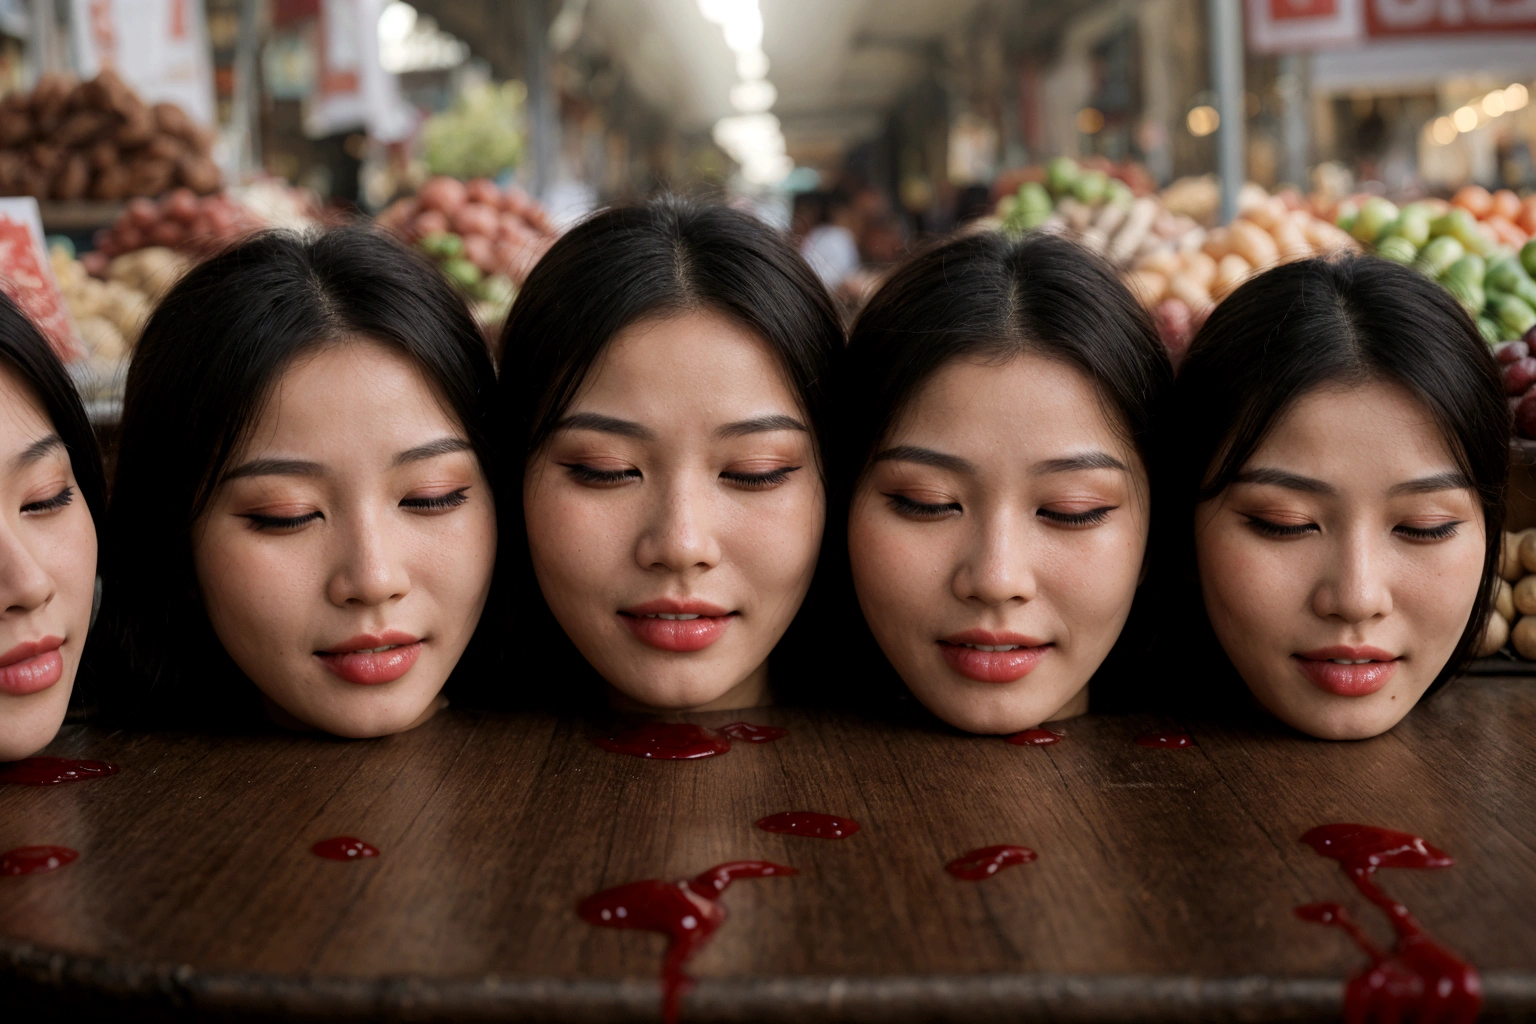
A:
[495,196,844,708]
[1155,255,1508,703]
[824,231,1173,707]
[94,227,498,725]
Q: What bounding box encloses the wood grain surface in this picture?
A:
[3,678,1536,1022]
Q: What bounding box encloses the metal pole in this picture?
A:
[1207,0,1245,224]
[26,0,59,85]
[1278,52,1308,190]
[231,0,261,181]
[525,0,555,200]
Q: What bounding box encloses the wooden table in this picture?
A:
[4,678,1536,1023]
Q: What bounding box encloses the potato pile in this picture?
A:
[1483,528,1536,658]
[0,71,219,202]
[50,243,187,362]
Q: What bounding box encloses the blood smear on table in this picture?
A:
[755,811,860,839]
[718,722,787,743]
[594,723,732,760]
[1135,731,1193,748]
[945,844,1037,881]
[1297,823,1481,1024]
[579,860,795,1024]
[0,757,119,785]
[1007,729,1063,746]
[1,845,78,876]
[311,836,379,861]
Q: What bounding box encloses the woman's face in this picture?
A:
[1195,380,1485,740]
[0,362,96,761]
[193,340,496,738]
[848,353,1149,734]
[523,310,824,712]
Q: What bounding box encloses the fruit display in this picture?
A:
[49,241,186,363]
[0,70,219,201]
[377,175,558,322]
[84,188,267,273]
[421,81,527,181]
[1484,527,1536,659]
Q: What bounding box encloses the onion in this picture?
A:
[417,176,467,216]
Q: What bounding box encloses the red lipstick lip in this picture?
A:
[617,598,734,653]
[0,636,65,696]
[314,631,423,686]
[940,629,1047,648]
[1296,645,1398,663]
[620,598,733,618]
[938,630,1051,683]
[1292,646,1400,698]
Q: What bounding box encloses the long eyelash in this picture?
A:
[240,511,322,531]
[886,493,960,519]
[721,466,800,489]
[1243,515,1318,538]
[402,488,470,511]
[20,486,73,514]
[1038,505,1117,526]
[1396,521,1462,541]
[561,463,641,485]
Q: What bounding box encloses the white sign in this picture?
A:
[70,0,216,127]
[1247,0,1366,52]
[305,0,413,142]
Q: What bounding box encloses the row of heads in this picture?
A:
[0,196,1508,763]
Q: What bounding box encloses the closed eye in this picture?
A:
[240,510,323,531]
[21,486,73,515]
[1038,505,1116,527]
[886,492,961,519]
[562,463,641,486]
[721,466,800,489]
[1243,514,1318,538]
[401,487,470,512]
[1395,521,1462,541]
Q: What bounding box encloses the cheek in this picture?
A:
[523,476,631,604]
[1400,532,1486,629]
[848,504,943,627]
[727,482,825,591]
[1195,524,1299,638]
[193,527,311,651]
[40,508,98,612]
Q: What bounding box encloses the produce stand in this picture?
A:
[3,685,1535,1023]
[37,200,124,234]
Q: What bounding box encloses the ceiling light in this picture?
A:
[1430,116,1458,145]
[1506,83,1529,111]
[730,79,776,113]
[1452,106,1479,132]
[1483,91,1507,117]
[1186,105,1219,137]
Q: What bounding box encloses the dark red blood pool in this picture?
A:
[1297,823,1481,1024]
[945,844,1038,881]
[755,811,860,839]
[718,722,787,743]
[1,845,78,876]
[594,723,732,760]
[0,757,119,785]
[1007,729,1063,746]
[579,860,794,1024]
[1135,731,1193,748]
[311,836,379,861]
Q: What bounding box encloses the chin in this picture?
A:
[613,675,741,712]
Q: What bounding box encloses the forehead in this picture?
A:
[890,351,1132,457]
[1249,379,1456,478]
[572,310,801,419]
[240,339,461,454]
[0,359,54,454]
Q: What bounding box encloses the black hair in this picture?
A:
[825,230,1173,707]
[94,226,498,725]
[495,195,843,709]
[1156,255,1508,705]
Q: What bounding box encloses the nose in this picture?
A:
[324,507,411,608]
[1311,525,1393,624]
[634,474,721,574]
[0,517,54,617]
[952,508,1037,607]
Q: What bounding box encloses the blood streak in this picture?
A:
[1135,731,1193,748]
[718,722,787,743]
[578,860,795,1024]
[755,811,860,839]
[1297,823,1481,1024]
[1007,729,1063,746]
[0,757,119,785]
[945,844,1037,881]
[311,836,379,861]
[593,723,732,760]
[0,845,78,876]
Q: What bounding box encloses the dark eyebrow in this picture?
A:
[1232,468,1335,495]
[1032,451,1128,476]
[715,414,807,439]
[872,445,975,474]
[13,433,64,469]
[1387,471,1473,497]
[221,458,325,483]
[395,436,473,466]
[555,412,656,441]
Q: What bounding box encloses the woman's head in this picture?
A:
[0,293,103,760]
[501,196,842,713]
[841,232,1171,734]
[99,227,498,737]
[1166,256,1507,739]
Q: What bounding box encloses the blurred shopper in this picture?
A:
[800,190,861,290]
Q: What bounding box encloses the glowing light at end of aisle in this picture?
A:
[1507,83,1529,111]
[698,0,787,186]
[1076,107,1105,134]
[714,113,791,185]
[1452,106,1479,132]
[736,48,769,80]
[1431,116,1458,146]
[731,79,777,113]
[1483,90,1507,117]
[1186,105,1219,137]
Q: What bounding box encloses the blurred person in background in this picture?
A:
[800,190,862,291]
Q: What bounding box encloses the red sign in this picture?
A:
[1272,0,1338,18]
[1249,0,1363,50]
[1368,0,1536,34]
[0,215,80,362]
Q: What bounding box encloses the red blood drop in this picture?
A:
[1297,825,1481,1024]
[1007,728,1063,746]
[0,757,119,785]
[1,845,78,876]
[718,722,787,743]
[1136,731,1193,748]
[579,861,795,1024]
[945,844,1037,881]
[594,723,731,760]
[311,836,379,861]
[755,811,860,839]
